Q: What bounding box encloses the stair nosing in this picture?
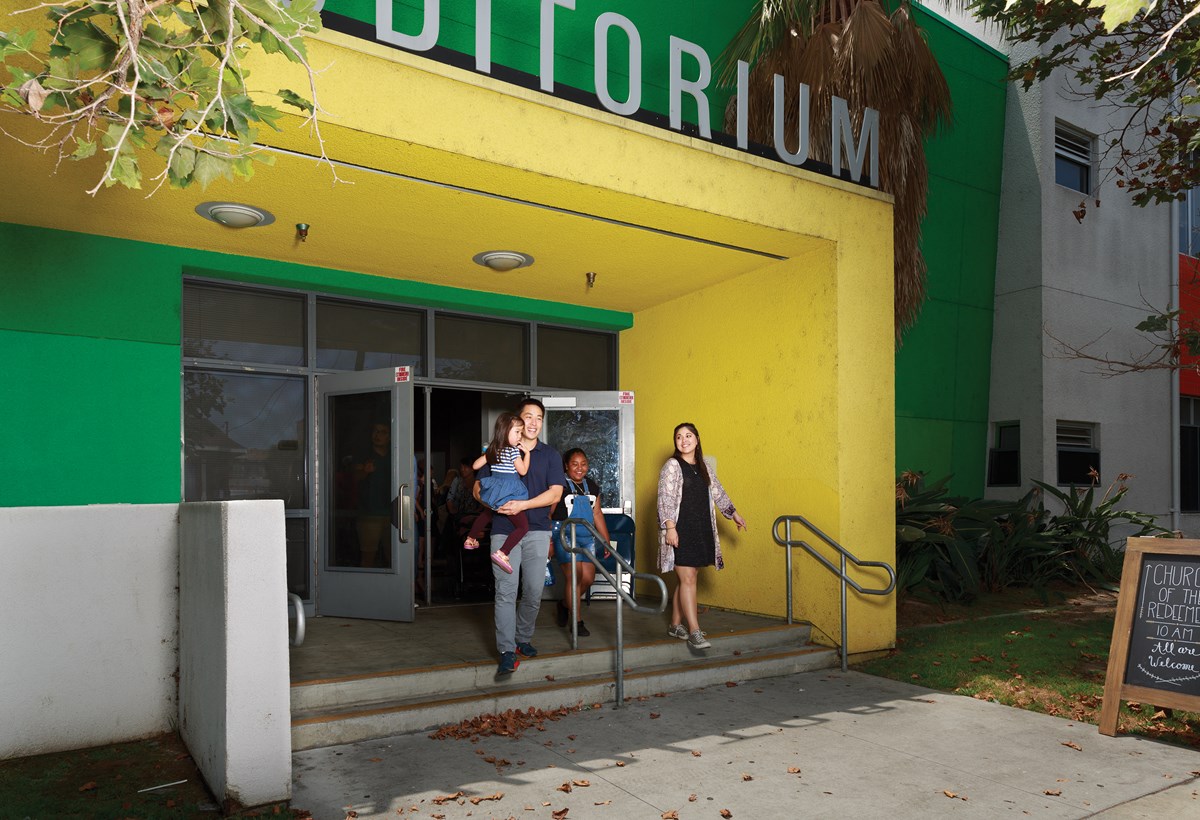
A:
[290,645,832,727]
[291,622,812,688]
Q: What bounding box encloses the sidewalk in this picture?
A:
[291,669,1199,818]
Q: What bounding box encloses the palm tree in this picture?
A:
[720,0,952,339]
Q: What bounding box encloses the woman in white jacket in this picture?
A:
[657,422,746,650]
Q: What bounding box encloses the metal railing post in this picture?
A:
[559,518,668,710]
[772,515,896,670]
[614,560,624,705]
[840,553,849,672]
[785,519,794,625]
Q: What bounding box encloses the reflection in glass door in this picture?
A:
[317,368,415,621]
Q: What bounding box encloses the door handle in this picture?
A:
[396,483,410,543]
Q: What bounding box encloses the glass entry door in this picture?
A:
[317,367,416,621]
[536,391,636,518]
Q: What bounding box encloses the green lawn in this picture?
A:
[858,609,1200,749]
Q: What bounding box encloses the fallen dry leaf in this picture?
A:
[741,773,753,781]
[557,782,573,793]
[688,794,697,802]
[662,812,679,819]
[720,811,733,818]
[787,767,801,774]
[650,713,661,719]
[468,793,503,804]
[546,675,556,681]
[552,809,569,820]
[368,757,382,762]
[79,782,97,793]
[428,705,580,741]
[968,654,993,663]
[615,761,626,767]
[725,681,738,688]
[594,800,612,805]
[1044,789,1062,797]
[1061,742,1082,751]
[572,779,591,787]
[943,790,957,799]
[692,750,702,757]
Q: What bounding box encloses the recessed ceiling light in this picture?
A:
[195,202,276,229]
[473,250,534,272]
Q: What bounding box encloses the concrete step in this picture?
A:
[290,624,834,751]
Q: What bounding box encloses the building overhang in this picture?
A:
[0,23,891,317]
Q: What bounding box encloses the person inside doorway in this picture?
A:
[475,398,565,676]
[354,422,392,568]
[551,448,611,638]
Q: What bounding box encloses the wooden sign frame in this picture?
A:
[1099,537,1200,736]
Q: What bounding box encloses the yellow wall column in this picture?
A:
[622,222,895,653]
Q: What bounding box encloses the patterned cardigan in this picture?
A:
[656,456,737,573]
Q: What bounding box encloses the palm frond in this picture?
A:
[719,0,954,339]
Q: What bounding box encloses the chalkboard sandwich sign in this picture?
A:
[1099,537,1200,736]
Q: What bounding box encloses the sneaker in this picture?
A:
[575,621,590,637]
[667,623,688,640]
[496,651,519,676]
[490,550,514,574]
[687,629,711,650]
[556,600,569,628]
[516,642,538,658]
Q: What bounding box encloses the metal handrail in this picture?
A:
[288,593,306,647]
[561,517,667,707]
[772,515,896,672]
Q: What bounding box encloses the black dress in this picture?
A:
[673,460,715,567]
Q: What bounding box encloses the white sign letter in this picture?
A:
[376,0,440,52]
[594,12,642,116]
[773,74,810,166]
[540,0,576,92]
[668,36,712,139]
[736,60,749,149]
[832,97,880,187]
[476,0,492,73]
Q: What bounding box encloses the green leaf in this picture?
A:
[277,88,313,113]
[168,145,198,187]
[105,152,141,190]
[59,21,117,73]
[70,138,96,160]
[1099,0,1154,32]
[193,151,233,189]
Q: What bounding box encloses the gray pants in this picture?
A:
[492,529,550,654]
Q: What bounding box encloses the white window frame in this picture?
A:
[1054,122,1094,194]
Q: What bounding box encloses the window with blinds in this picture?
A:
[1055,123,1093,194]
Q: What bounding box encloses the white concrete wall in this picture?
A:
[0,504,178,759]
[179,500,291,809]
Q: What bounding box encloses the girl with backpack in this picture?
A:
[551,448,612,637]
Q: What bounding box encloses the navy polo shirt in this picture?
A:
[476,440,565,534]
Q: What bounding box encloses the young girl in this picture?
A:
[464,413,530,574]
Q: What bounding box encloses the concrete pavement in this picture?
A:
[291,669,1199,819]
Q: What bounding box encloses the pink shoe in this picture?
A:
[490,550,513,574]
[464,536,479,550]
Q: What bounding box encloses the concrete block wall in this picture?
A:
[179,500,291,810]
[0,504,179,759]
